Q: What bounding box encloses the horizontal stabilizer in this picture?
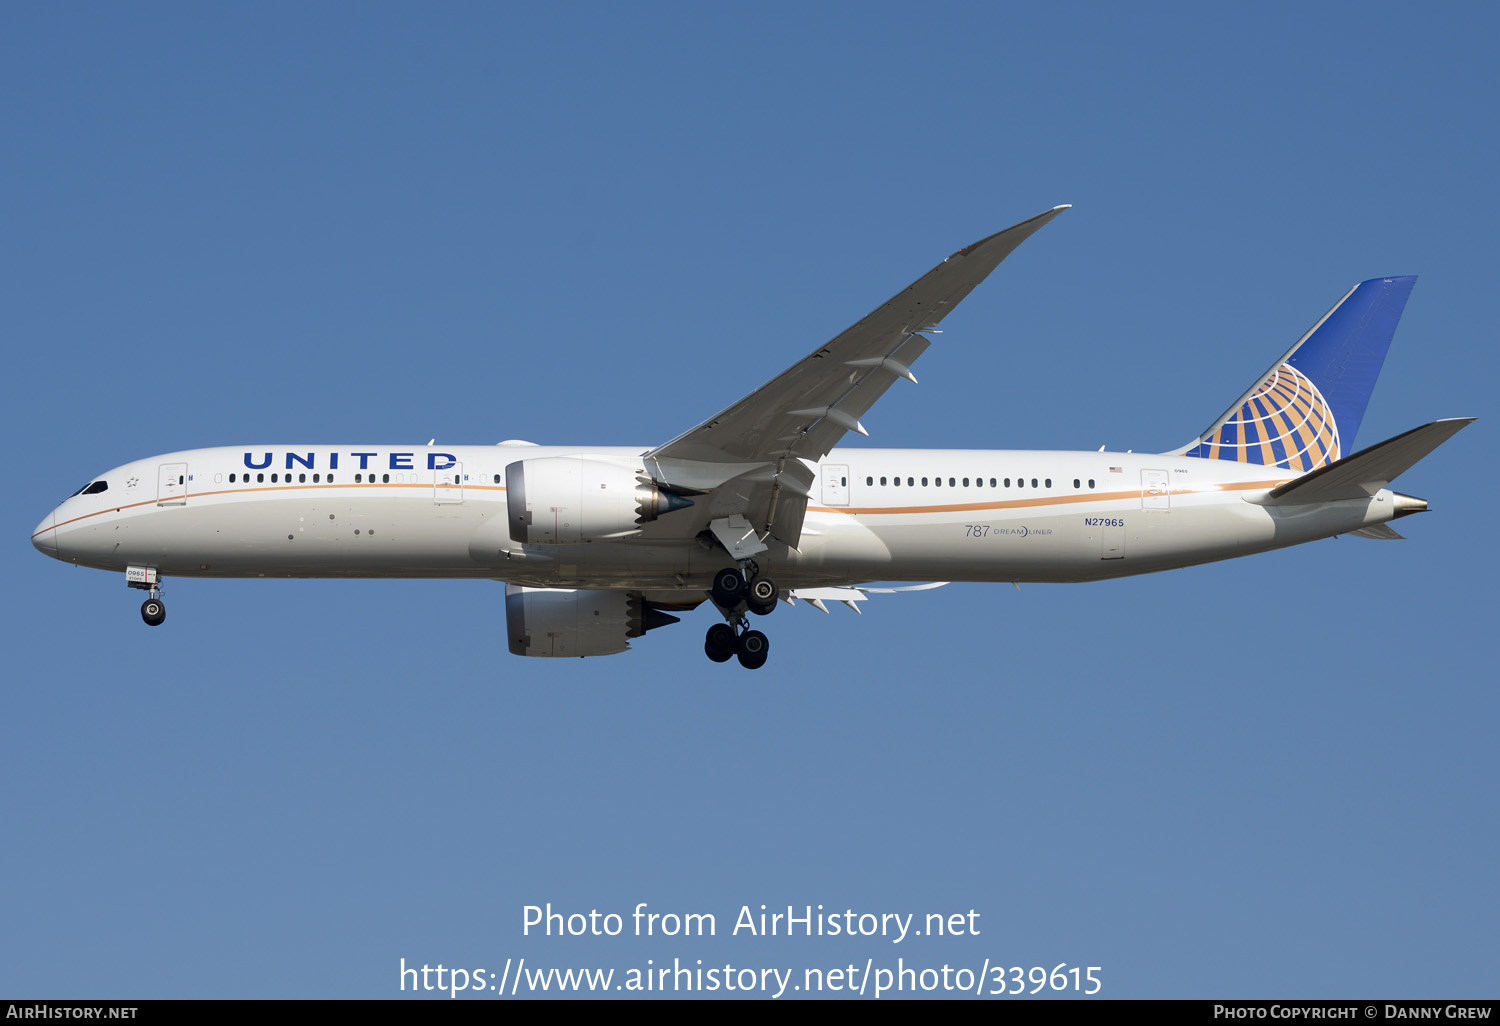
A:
[1259,417,1474,505]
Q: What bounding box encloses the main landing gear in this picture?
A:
[704,564,778,669]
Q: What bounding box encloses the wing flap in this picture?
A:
[1350,523,1405,540]
[788,581,949,612]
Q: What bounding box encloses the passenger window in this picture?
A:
[880,477,887,486]
[866,476,873,486]
[948,477,955,487]
[922,477,928,486]
[1089,479,1096,488]
[907,477,913,487]
[495,474,502,484]
[299,473,306,483]
[229,474,236,483]
[313,473,320,483]
[1073,478,1080,488]
[271,473,278,483]
[382,474,390,483]
[893,477,901,487]
[1004,478,1010,487]
[1045,479,1051,488]
[257,473,264,483]
[935,477,942,487]
[1031,478,1038,488]
[963,477,969,487]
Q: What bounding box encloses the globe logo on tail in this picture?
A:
[1195,363,1341,472]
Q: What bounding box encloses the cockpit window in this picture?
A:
[82,481,108,495]
[71,483,92,497]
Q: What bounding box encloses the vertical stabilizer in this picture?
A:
[1173,276,1416,472]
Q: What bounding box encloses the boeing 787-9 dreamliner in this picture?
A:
[32,206,1473,668]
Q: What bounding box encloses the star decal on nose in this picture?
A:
[126,476,139,488]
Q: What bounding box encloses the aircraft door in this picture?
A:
[1101,520,1124,559]
[434,463,464,504]
[822,464,849,506]
[157,463,187,506]
[1141,469,1170,511]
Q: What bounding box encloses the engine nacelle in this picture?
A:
[505,457,692,545]
[505,586,680,658]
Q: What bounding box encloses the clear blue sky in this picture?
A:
[4,1,1496,999]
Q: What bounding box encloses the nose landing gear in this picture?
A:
[127,565,165,627]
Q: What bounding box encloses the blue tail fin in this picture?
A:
[1173,276,1416,472]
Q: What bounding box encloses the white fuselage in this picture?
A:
[32,442,1399,593]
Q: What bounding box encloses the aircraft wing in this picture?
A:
[642,205,1069,547]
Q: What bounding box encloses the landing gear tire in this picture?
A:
[736,629,769,670]
[704,623,735,663]
[710,568,746,607]
[748,576,778,605]
[141,598,166,627]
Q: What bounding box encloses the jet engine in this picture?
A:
[505,586,681,657]
[505,457,693,544]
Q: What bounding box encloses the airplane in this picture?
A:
[31,205,1473,669]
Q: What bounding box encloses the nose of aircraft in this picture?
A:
[32,510,57,556]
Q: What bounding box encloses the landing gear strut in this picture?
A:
[704,565,778,668]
